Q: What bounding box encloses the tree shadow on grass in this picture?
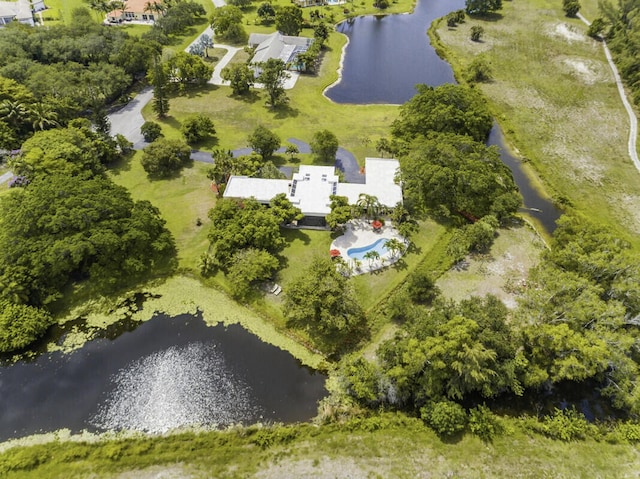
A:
[146,160,195,182]
[271,104,299,120]
[469,12,504,22]
[235,91,261,104]
[159,115,181,131]
[107,152,135,176]
[182,84,219,99]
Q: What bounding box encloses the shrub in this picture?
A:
[470,25,485,41]
[0,301,54,353]
[141,121,163,143]
[406,269,439,304]
[529,408,593,441]
[421,400,467,437]
[469,404,502,442]
[181,114,215,144]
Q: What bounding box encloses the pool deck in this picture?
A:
[330,219,407,275]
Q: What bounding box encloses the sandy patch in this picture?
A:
[559,57,606,85]
[103,465,197,479]
[548,23,586,43]
[436,224,545,309]
[543,141,605,185]
[254,456,407,479]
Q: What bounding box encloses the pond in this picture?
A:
[0,315,327,442]
[325,0,465,104]
[326,0,562,233]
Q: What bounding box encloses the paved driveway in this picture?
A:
[108,87,154,149]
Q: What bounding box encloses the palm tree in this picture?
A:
[356,193,382,220]
[363,250,380,269]
[385,238,405,260]
[0,100,28,130]
[29,103,59,131]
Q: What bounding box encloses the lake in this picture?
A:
[326,0,561,232]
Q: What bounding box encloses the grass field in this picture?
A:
[433,0,640,248]
[1,414,639,478]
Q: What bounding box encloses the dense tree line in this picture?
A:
[390,84,521,225]
[339,215,640,419]
[0,17,159,149]
[600,0,640,105]
[0,124,176,352]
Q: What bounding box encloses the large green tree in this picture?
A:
[257,58,290,108]
[310,129,339,163]
[248,125,281,160]
[275,6,304,36]
[465,0,502,16]
[220,62,255,95]
[0,174,175,306]
[209,5,246,42]
[398,133,521,221]
[391,84,493,143]
[141,138,192,177]
[284,256,366,353]
[207,197,287,270]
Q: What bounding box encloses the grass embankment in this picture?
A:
[1,414,638,478]
[432,0,640,248]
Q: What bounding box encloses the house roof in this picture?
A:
[223,158,403,218]
[248,32,313,65]
[0,0,34,24]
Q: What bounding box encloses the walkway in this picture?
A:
[578,13,639,173]
[0,171,13,185]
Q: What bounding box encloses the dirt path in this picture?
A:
[578,13,640,173]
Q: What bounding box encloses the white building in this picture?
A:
[248,32,313,72]
[0,0,45,27]
[223,158,403,225]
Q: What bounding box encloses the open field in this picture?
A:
[433,0,640,248]
[437,221,546,309]
[1,414,639,478]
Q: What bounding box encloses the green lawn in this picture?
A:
[433,0,640,248]
[107,152,216,271]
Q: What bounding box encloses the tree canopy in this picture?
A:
[398,133,521,221]
[0,174,175,307]
[141,138,192,177]
[284,256,366,354]
[391,84,493,143]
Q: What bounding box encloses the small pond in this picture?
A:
[325,0,465,105]
[0,315,327,442]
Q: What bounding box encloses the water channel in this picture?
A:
[0,315,327,442]
[326,0,562,233]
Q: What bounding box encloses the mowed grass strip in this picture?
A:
[434,0,640,247]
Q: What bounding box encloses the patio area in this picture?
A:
[330,219,407,275]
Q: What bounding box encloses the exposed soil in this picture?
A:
[436,224,546,309]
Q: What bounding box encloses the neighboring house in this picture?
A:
[248,32,313,73]
[293,0,326,7]
[106,0,161,23]
[0,0,45,27]
[223,158,403,227]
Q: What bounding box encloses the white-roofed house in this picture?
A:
[223,158,403,228]
[0,0,43,27]
[248,32,313,74]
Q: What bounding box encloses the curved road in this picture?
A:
[578,13,639,172]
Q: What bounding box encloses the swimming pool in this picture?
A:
[347,238,389,260]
